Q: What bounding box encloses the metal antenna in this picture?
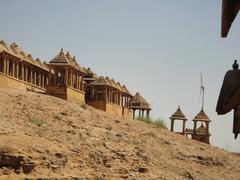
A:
[200,71,205,110]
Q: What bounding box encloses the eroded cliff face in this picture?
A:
[0,88,239,179]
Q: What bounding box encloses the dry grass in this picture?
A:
[137,117,168,130]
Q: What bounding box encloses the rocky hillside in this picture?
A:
[0,89,240,179]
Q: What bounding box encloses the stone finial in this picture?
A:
[19,51,27,58]
[60,48,64,55]
[12,42,18,47]
[72,56,76,62]
[10,42,18,49]
[28,54,33,60]
[111,78,116,82]
[0,40,7,47]
[73,56,76,61]
[66,51,70,56]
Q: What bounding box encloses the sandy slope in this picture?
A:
[0,88,239,180]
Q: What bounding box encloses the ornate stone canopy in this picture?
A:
[132,92,151,110]
[193,109,211,122]
[169,106,187,135]
[90,76,115,89]
[0,40,49,71]
[132,92,151,119]
[49,49,85,74]
[170,106,187,120]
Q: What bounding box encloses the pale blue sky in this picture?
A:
[1,0,240,152]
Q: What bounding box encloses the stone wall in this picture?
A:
[88,101,131,117]
[0,73,133,119]
[105,102,123,116]
[45,85,85,105]
[0,73,46,93]
[45,85,67,99]
[87,101,107,111]
[66,86,85,105]
[122,107,133,119]
[192,134,210,144]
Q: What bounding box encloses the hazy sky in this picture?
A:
[1,0,240,152]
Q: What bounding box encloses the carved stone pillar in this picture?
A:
[171,119,174,132]
[76,74,79,90]
[12,61,15,77]
[79,75,81,90]
[142,110,145,118]
[39,73,42,87]
[182,120,186,135]
[0,58,2,73]
[53,70,56,86]
[42,74,45,87]
[114,92,117,104]
[48,69,52,86]
[130,98,132,109]
[34,71,37,85]
[73,72,75,87]
[109,90,112,102]
[110,90,112,102]
[25,67,28,82]
[70,70,73,87]
[133,109,136,119]
[65,68,68,86]
[146,110,150,119]
[78,76,82,91]
[3,57,6,74]
[80,77,83,91]
[5,58,7,75]
[16,62,19,79]
[119,94,121,106]
[6,58,10,75]
[79,76,81,90]
[105,87,108,102]
[193,121,197,134]
[21,64,25,80]
[30,69,33,84]
[82,77,84,91]
[206,122,209,134]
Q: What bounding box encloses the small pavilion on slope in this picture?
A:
[85,76,133,118]
[46,49,86,104]
[169,106,187,135]
[83,67,98,85]
[170,106,211,144]
[0,40,151,119]
[132,92,151,119]
[0,41,49,92]
[186,109,211,144]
